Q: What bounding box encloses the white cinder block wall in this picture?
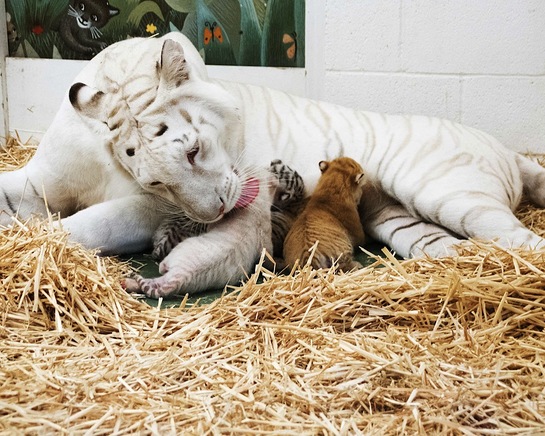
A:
[314,0,545,153]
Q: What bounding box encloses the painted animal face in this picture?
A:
[68,0,119,30]
[69,39,253,223]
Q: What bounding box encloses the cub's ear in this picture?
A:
[319,160,329,173]
[159,39,190,89]
[69,82,107,122]
[355,173,366,185]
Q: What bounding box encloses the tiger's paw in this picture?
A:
[122,274,179,299]
[121,276,142,293]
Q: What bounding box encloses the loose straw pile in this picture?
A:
[1,138,545,434]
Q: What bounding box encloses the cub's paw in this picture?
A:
[122,275,146,294]
[122,275,176,299]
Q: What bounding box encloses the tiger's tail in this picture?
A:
[515,153,545,208]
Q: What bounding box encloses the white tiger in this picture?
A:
[1,32,544,297]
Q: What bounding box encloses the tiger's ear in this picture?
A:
[159,39,191,89]
[319,161,329,173]
[69,82,107,122]
[355,173,366,185]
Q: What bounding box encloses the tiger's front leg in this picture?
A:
[125,186,274,298]
[60,194,167,255]
[0,166,61,226]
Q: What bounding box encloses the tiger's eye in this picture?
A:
[126,148,135,157]
[150,181,162,186]
[156,124,168,136]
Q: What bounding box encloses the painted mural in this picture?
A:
[5,0,305,67]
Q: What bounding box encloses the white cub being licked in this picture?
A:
[151,159,306,262]
[130,160,306,297]
[124,173,276,298]
[1,32,545,297]
[131,159,304,298]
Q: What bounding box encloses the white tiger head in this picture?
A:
[69,39,255,223]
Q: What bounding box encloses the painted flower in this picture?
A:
[146,23,157,34]
[32,25,44,35]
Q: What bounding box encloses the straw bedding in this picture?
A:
[1,138,545,434]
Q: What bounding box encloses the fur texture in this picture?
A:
[283,157,367,271]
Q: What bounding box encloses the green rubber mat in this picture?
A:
[124,240,388,308]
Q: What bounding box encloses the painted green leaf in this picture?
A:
[164,0,213,13]
[181,11,199,48]
[169,21,182,33]
[7,0,68,40]
[239,0,262,66]
[252,0,267,28]
[46,0,70,30]
[127,1,165,27]
[294,0,305,67]
[164,0,196,13]
[52,44,62,60]
[21,39,40,59]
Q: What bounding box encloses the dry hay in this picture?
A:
[2,138,545,435]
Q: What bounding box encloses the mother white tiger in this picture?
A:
[1,33,544,297]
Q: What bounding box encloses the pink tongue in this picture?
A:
[235,177,260,209]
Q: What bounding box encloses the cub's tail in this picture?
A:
[515,153,545,208]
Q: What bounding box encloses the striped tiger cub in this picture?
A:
[152,159,306,261]
[283,157,367,271]
[269,159,307,258]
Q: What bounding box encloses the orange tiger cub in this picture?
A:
[283,157,367,271]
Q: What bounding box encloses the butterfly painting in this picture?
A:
[282,31,297,60]
[204,21,223,45]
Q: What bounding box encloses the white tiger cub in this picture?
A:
[151,159,306,261]
[134,160,304,296]
[1,32,545,298]
[124,173,276,298]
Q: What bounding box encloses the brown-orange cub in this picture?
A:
[283,157,367,271]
